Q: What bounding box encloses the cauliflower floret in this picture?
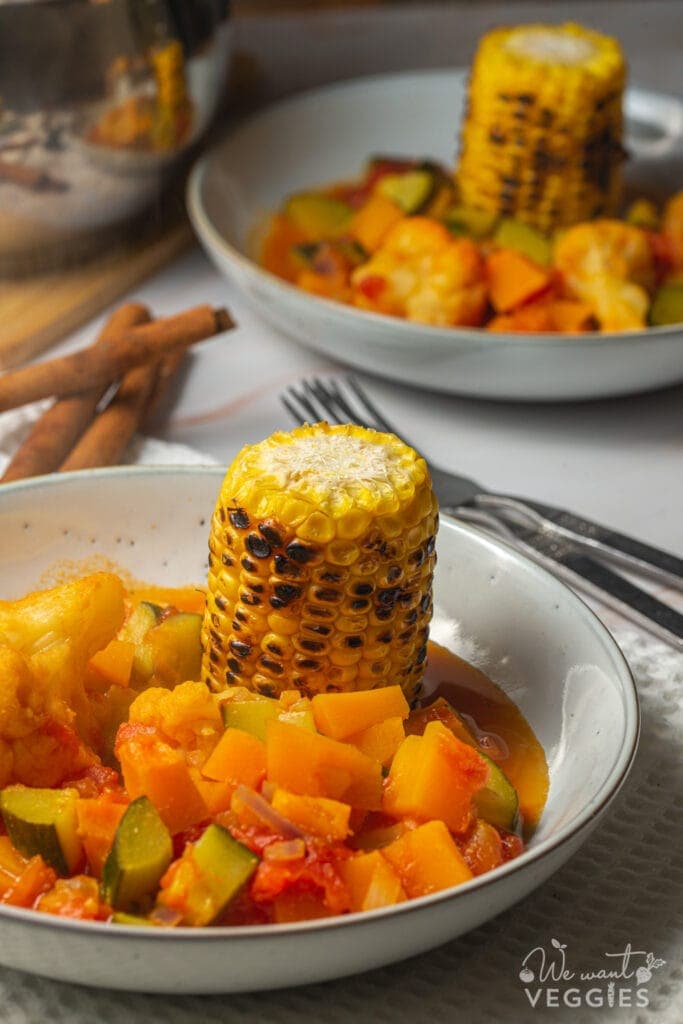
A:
[0,573,125,783]
[127,681,222,761]
[351,217,487,327]
[0,572,125,668]
[554,220,655,330]
[0,644,95,788]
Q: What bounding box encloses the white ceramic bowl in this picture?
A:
[0,467,639,993]
[187,69,683,402]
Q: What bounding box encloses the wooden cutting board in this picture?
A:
[0,221,195,370]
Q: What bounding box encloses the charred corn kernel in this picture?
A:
[149,40,191,149]
[202,423,437,701]
[457,23,626,233]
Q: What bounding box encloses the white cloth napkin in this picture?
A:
[0,402,219,474]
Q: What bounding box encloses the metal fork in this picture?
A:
[282,376,683,650]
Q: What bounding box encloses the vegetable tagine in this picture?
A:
[260,23,683,334]
[0,423,548,927]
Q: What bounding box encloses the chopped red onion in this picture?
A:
[234,785,304,838]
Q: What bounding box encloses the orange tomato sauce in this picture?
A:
[422,643,549,832]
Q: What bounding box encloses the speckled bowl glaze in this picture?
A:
[0,467,639,993]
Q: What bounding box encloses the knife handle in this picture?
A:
[476,494,683,592]
[451,508,683,651]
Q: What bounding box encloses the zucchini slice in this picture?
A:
[220,697,280,742]
[494,218,552,265]
[120,601,163,685]
[112,912,155,927]
[175,824,259,926]
[284,194,353,239]
[147,612,203,686]
[444,204,499,239]
[102,796,173,912]
[650,283,683,326]
[120,601,163,645]
[375,169,435,213]
[0,786,82,875]
[475,755,519,832]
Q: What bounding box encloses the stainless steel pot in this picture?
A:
[0,0,231,274]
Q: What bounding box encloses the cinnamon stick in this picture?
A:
[2,303,151,482]
[0,305,233,413]
[0,158,66,191]
[143,346,188,425]
[61,352,159,472]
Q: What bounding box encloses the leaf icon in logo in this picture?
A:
[551,938,561,948]
[636,967,652,985]
[519,968,535,983]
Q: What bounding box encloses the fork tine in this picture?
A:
[345,376,401,436]
[303,379,344,424]
[323,377,374,428]
[283,375,406,442]
[281,392,306,425]
[283,385,319,424]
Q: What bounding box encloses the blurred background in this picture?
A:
[230,0,680,103]
[0,0,679,363]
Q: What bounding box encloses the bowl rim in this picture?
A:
[187,67,683,351]
[0,465,640,940]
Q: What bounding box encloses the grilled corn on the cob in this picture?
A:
[150,40,191,149]
[202,423,438,702]
[457,23,626,233]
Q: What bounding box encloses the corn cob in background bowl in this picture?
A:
[202,423,438,702]
[456,23,627,234]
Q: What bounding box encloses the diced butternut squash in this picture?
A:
[278,691,316,732]
[76,797,128,878]
[545,299,594,332]
[383,721,488,833]
[201,728,267,789]
[0,835,30,886]
[296,268,350,303]
[347,716,405,766]
[462,819,504,876]
[312,685,409,740]
[270,789,351,842]
[487,249,553,312]
[261,213,308,282]
[88,640,135,689]
[406,697,476,745]
[349,194,404,253]
[382,820,473,897]
[0,836,55,907]
[266,720,383,811]
[192,776,234,816]
[487,298,593,333]
[340,850,406,912]
[117,735,208,834]
[362,855,406,911]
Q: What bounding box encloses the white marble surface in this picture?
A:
[51,245,683,557]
